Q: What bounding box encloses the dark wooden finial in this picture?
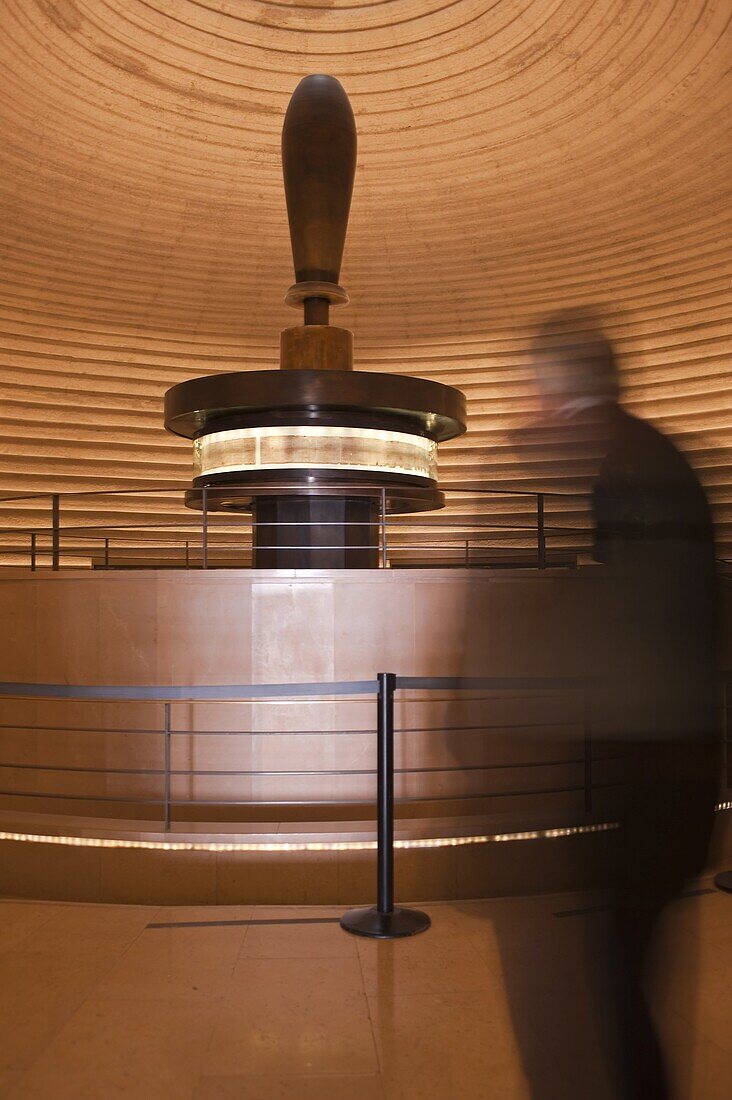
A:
[282,74,356,322]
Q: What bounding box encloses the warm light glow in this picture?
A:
[194,425,437,480]
[0,821,619,853]
[1,806,727,854]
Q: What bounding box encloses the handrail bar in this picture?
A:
[0,674,725,701]
[0,675,726,842]
[0,718,584,735]
[0,676,588,700]
[0,519,588,535]
[0,786,600,808]
[0,483,584,504]
[0,759,589,777]
[0,680,376,700]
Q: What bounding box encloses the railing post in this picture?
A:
[185,540,190,568]
[30,532,36,571]
[163,701,171,832]
[583,691,593,815]
[380,488,387,569]
[340,673,430,939]
[104,538,110,569]
[465,539,470,567]
[537,492,546,569]
[51,494,60,571]
[202,487,209,569]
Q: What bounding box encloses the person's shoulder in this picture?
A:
[608,406,713,528]
[613,406,693,475]
[613,405,670,446]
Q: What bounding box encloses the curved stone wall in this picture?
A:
[0,568,603,822]
[0,567,729,904]
[0,567,729,821]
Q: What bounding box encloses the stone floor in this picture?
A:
[0,880,730,1099]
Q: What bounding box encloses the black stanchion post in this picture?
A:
[341,673,431,938]
[377,671,395,915]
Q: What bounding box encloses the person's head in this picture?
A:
[530,309,620,418]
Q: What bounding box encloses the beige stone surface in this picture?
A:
[0,568,610,811]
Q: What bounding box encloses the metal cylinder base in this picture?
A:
[253,494,378,568]
[714,870,732,893]
[340,905,431,939]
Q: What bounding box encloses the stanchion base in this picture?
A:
[714,871,732,893]
[340,905,431,939]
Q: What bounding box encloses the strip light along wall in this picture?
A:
[193,425,437,481]
[2,802,729,853]
[0,822,619,853]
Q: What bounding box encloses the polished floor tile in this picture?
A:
[93,922,249,1001]
[368,989,530,1100]
[205,956,378,1076]
[192,1074,385,1099]
[0,885,730,1098]
[0,1070,24,1100]
[0,901,63,956]
[355,919,499,997]
[239,906,356,959]
[9,996,222,1099]
[0,933,146,1073]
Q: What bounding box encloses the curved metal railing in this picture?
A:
[0,676,593,830]
[0,482,592,570]
[0,674,728,833]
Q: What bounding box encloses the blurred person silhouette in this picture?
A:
[495,309,719,1100]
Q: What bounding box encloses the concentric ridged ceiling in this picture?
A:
[0,0,730,560]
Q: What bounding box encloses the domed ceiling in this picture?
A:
[0,0,729,563]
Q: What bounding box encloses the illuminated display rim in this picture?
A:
[194,424,437,480]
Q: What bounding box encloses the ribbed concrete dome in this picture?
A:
[0,1,729,559]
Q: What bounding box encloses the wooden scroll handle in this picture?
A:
[282,74,356,319]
